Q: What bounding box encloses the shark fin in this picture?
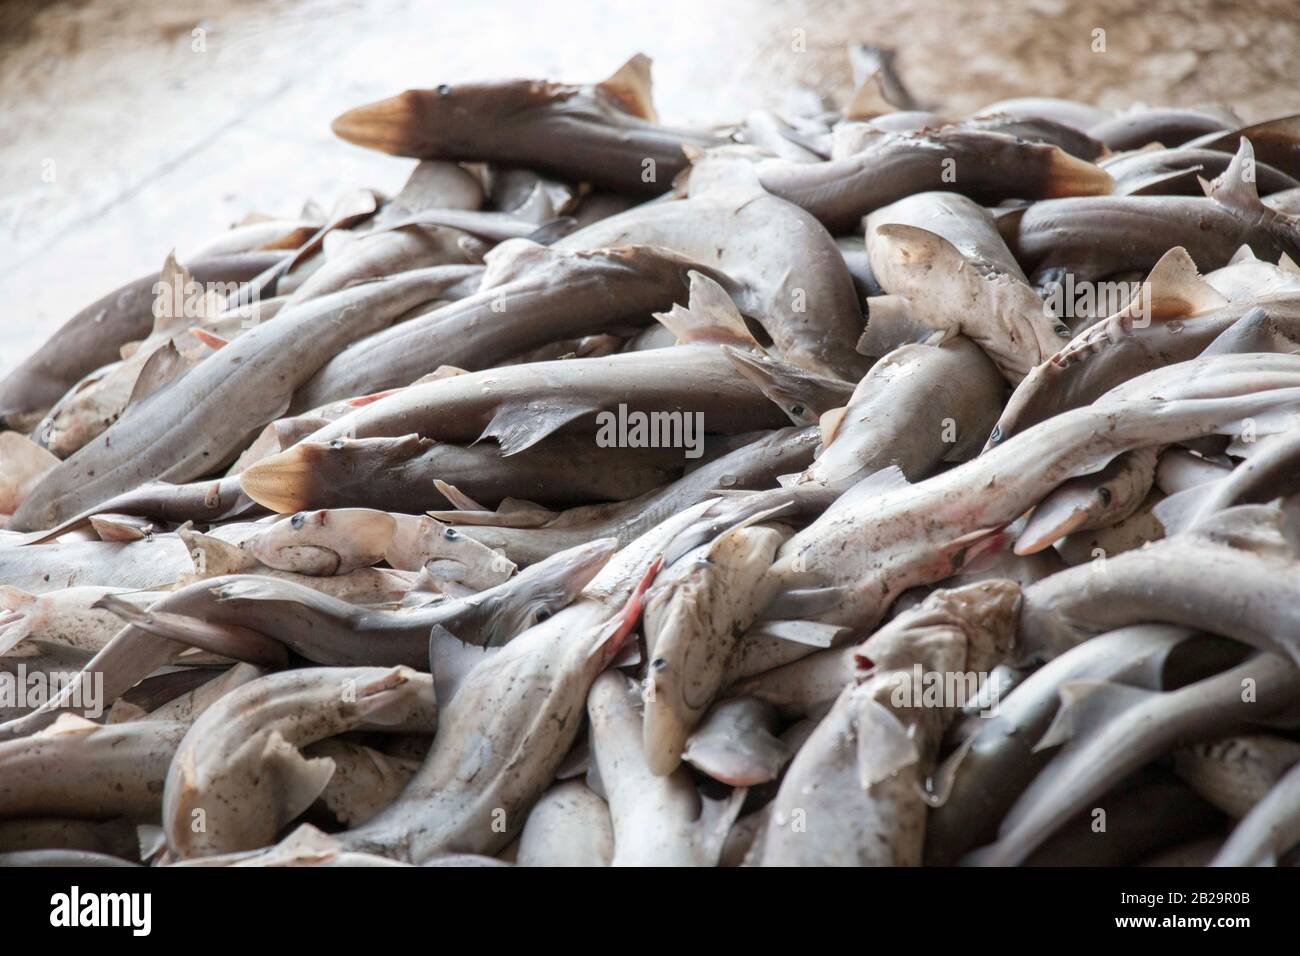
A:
[1185,501,1300,559]
[432,479,487,513]
[819,406,848,446]
[597,53,658,122]
[856,694,919,788]
[654,271,757,348]
[1206,139,1266,216]
[477,399,600,456]
[263,731,337,829]
[124,341,188,414]
[761,587,848,620]
[745,619,846,648]
[1122,246,1229,324]
[1230,243,1259,264]
[1034,679,1156,752]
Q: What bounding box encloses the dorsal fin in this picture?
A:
[300,199,327,220]
[36,713,101,738]
[260,732,337,825]
[825,463,911,516]
[819,406,848,445]
[497,497,559,523]
[683,152,764,199]
[480,238,555,289]
[830,121,889,159]
[847,42,921,112]
[267,823,341,863]
[1118,246,1228,324]
[859,294,943,356]
[345,388,406,407]
[0,585,36,610]
[844,75,894,120]
[990,203,1028,246]
[653,271,758,348]
[708,501,792,556]
[411,366,468,385]
[0,431,59,485]
[153,252,226,334]
[1032,680,1155,753]
[1186,501,1300,559]
[105,699,147,723]
[1206,139,1265,214]
[1229,243,1259,265]
[89,514,150,542]
[0,586,36,656]
[597,53,658,122]
[871,225,970,316]
[868,225,973,337]
[152,252,192,336]
[124,341,188,412]
[1199,305,1287,357]
[272,415,329,448]
[1151,482,1216,536]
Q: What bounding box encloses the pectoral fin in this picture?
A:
[478,399,600,456]
[746,619,846,648]
[432,479,488,512]
[856,696,919,789]
[761,587,848,620]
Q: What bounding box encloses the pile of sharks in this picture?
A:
[3,46,1300,867]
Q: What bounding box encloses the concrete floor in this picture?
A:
[2,0,1299,372]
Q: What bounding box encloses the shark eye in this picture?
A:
[290,513,305,529]
[1098,486,1113,506]
[443,528,459,540]
[437,84,452,96]
[790,404,805,417]
[329,438,345,449]
[651,658,668,671]
[534,607,552,623]
[988,424,1002,444]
